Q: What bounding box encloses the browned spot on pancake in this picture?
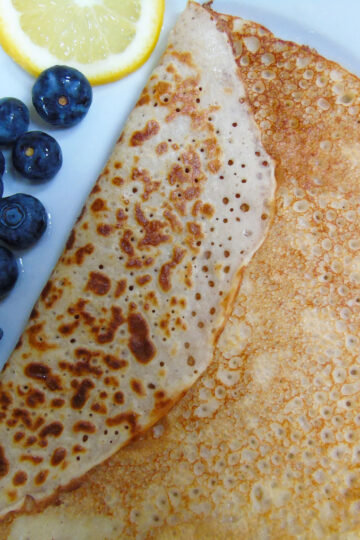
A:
[153,80,172,102]
[135,204,171,248]
[128,312,156,364]
[159,246,186,292]
[91,402,107,414]
[187,221,203,238]
[94,306,125,344]
[104,376,119,387]
[97,223,113,236]
[40,280,65,309]
[20,455,43,465]
[114,279,127,297]
[104,355,128,370]
[71,379,95,410]
[171,50,194,67]
[120,229,135,257]
[51,398,65,408]
[186,221,204,252]
[106,412,138,432]
[74,347,99,361]
[34,470,49,485]
[168,163,188,186]
[26,389,45,408]
[112,176,124,186]
[27,323,57,352]
[202,202,215,218]
[58,359,102,378]
[153,389,173,412]
[131,379,146,396]
[85,271,111,296]
[159,315,171,336]
[191,200,202,217]
[29,307,39,320]
[10,408,32,429]
[16,385,26,397]
[113,391,124,405]
[136,91,150,106]
[0,389,12,410]
[58,320,79,336]
[75,243,94,265]
[39,422,63,439]
[13,432,24,443]
[51,448,66,466]
[203,136,221,159]
[19,431,37,444]
[130,120,160,146]
[91,198,107,212]
[208,158,221,173]
[24,363,62,392]
[73,445,85,454]
[65,229,76,250]
[184,185,200,201]
[136,274,152,286]
[6,490,18,502]
[6,418,17,428]
[156,141,168,155]
[163,208,183,232]
[126,257,143,269]
[116,208,127,223]
[91,182,101,194]
[0,446,9,478]
[73,421,96,434]
[12,470,27,486]
[131,167,161,201]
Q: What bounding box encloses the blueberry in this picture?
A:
[12,131,62,181]
[0,178,3,199]
[0,150,4,177]
[0,246,18,297]
[32,65,92,127]
[0,97,30,145]
[0,193,47,249]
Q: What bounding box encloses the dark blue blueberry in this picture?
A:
[0,328,3,340]
[32,65,92,127]
[0,150,4,177]
[0,246,18,297]
[0,193,47,249]
[0,97,30,144]
[0,178,3,199]
[12,131,62,181]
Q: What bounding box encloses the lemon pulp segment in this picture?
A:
[13,0,141,63]
[0,0,165,84]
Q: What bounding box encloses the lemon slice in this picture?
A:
[0,0,165,84]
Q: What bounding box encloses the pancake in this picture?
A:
[2,3,360,539]
[0,2,275,521]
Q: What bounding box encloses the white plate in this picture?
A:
[0,0,359,368]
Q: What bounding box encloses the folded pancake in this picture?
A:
[0,2,275,520]
[2,4,360,539]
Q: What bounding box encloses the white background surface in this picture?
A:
[0,0,359,367]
